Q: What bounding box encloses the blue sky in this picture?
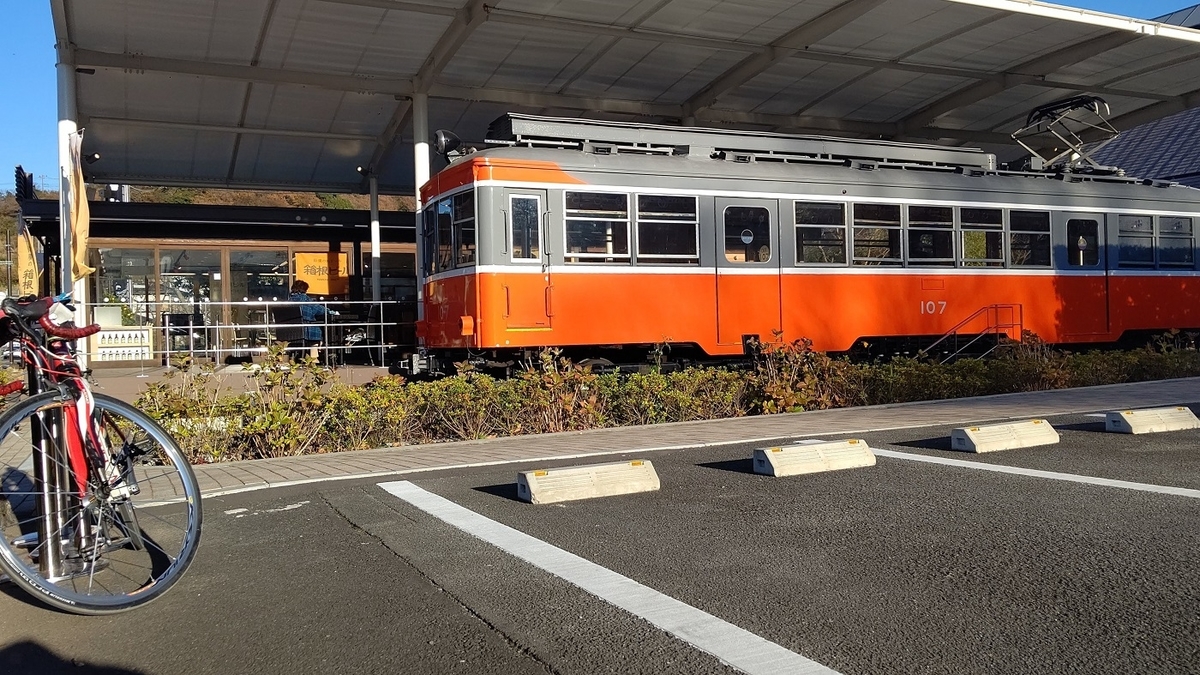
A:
[0,1,1193,192]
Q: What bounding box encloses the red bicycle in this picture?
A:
[0,295,202,614]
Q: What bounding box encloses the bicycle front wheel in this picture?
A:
[0,391,202,614]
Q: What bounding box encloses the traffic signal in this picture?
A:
[14,166,35,202]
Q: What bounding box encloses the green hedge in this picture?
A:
[136,335,1200,464]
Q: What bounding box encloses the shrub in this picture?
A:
[749,336,863,413]
[135,334,1200,463]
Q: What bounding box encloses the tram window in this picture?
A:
[961,207,1004,267]
[852,203,901,265]
[510,195,541,261]
[795,202,846,264]
[1009,210,1051,267]
[961,208,1003,229]
[961,231,1004,267]
[636,195,699,264]
[453,191,476,267]
[1117,214,1154,268]
[421,207,437,276]
[724,206,772,263]
[906,206,953,266]
[1159,216,1194,268]
[565,192,630,263]
[909,206,953,228]
[1066,219,1100,266]
[436,199,454,273]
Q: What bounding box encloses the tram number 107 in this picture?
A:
[920,301,947,315]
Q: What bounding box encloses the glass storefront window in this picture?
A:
[91,248,155,327]
[90,248,156,362]
[231,250,289,302]
[230,250,289,356]
[159,249,222,354]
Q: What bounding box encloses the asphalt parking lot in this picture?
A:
[386,404,1200,674]
[3,399,1198,675]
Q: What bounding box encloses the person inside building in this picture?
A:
[288,279,336,359]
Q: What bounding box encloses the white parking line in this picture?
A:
[873,449,1200,498]
[378,480,841,675]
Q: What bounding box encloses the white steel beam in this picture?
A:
[315,0,458,18]
[370,173,381,303]
[947,0,1200,43]
[74,49,415,97]
[413,0,490,93]
[80,174,381,194]
[484,6,757,54]
[53,0,76,299]
[684,0,889,116]
[85,116,376,141]
[412,93,429,208]
[412,93,428,327]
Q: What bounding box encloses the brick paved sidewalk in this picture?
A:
[189,377,1200,499]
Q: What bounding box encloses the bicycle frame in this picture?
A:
[1,297,107,583]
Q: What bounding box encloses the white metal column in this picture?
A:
[56,53,76,298]
[369,174,381,302]
[412,93,430,325]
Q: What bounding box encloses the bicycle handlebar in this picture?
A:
[38,315,102,340]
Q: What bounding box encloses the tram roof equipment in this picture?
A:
[487,113,997,170]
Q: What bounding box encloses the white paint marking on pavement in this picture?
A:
[265,500,310,513]
[378,480,840,675]
[873,449,1200,498]
[220,501,312,519]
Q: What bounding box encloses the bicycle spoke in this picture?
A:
[0,391,201,613]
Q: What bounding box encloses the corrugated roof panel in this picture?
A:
[255,2,434,76]
[1057,41,1200,86]
[232,135,369,185]
[1102,64,1199,101]
[856,71,975,123]
[642,0,836,43]
[58,0,1200,192]
[69,0,266,64]
[505,0,653,25]
[464,23,623,92]
[441,22,612,90]
[558,37,662,96]
[78,71,249,127]
[909,17,1112,73]
[796,69,961,123]
[815,0,989,59]
[949,85,1081,132]
[344,9,452,77]
[717,60,871,116]
[618,45,745,104]
[88,126,239,183]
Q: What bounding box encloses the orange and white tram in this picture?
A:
[408,113,1200,374]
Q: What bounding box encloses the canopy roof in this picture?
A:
[53,0,1200,194]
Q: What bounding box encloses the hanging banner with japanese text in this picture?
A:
[294,252,349,296]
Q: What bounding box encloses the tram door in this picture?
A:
[1058,212,1109,336]
[504,191,552,329]
[715,198,782,347]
